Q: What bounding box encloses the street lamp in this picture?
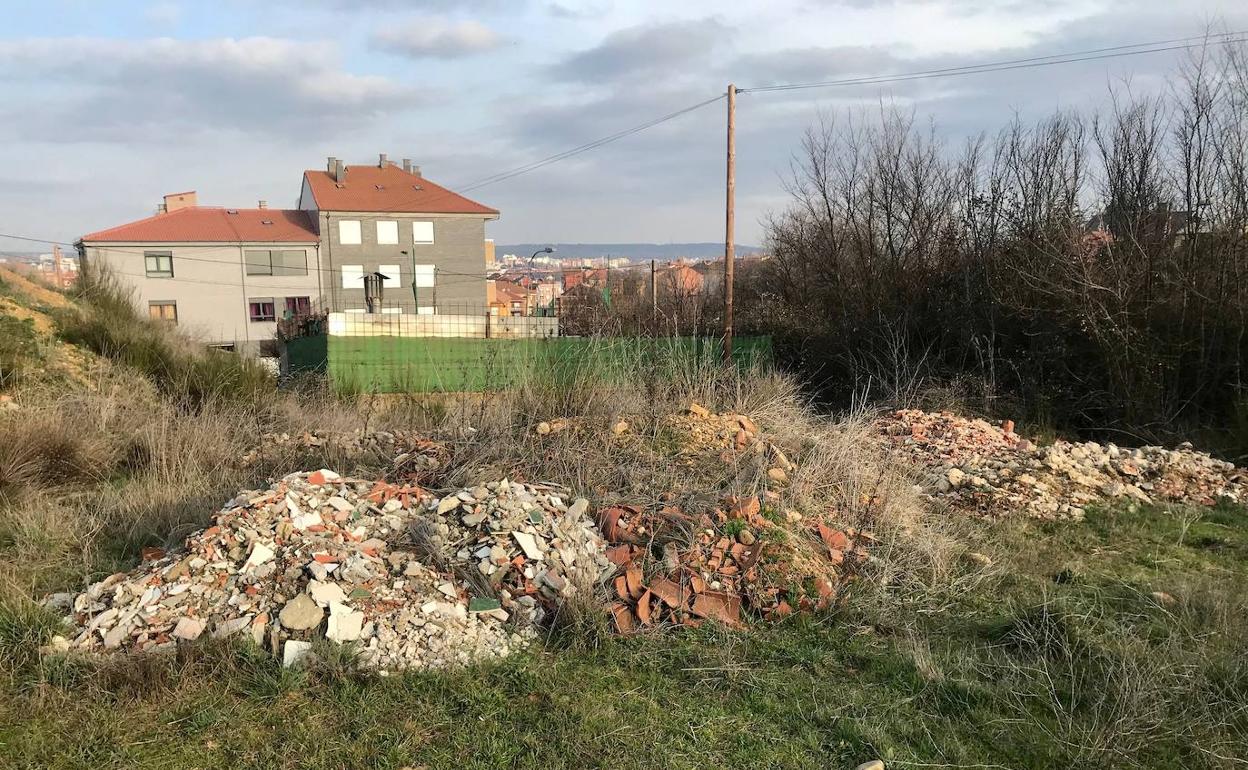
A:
[528,247,555,315]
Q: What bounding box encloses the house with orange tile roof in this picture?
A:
[78,192,323,355]
[77,155,499,355]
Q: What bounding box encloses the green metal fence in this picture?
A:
[316,334,771,393]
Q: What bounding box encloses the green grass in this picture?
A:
[3,501,1245,769]
[0,315,40,389]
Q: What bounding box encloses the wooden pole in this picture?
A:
[650,258,657,331]
[723,83,736,365]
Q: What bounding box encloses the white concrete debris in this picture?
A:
[878,410,1247,520]
[57,470,611,671]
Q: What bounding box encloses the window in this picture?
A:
[247,249,308,276]
[379,264,401,289]
[148,301,177,323]
[376,220,399,245]
[416,306,435,316]
[413,264,436,288]
[248,297,276,322]
[412,221,434,244]
[144,251,173,278]
[244,250,270,276]
[284,296,311,317]
[338,220,361,245]
[341,264,364,289]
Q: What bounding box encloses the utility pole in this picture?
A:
[723,83,736,365]
[650,259,657,331]
[53,244,63,288]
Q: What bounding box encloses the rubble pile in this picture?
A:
[602,495,870,631]
[876,410,1247,519]
[59,470,609,670]
[241,430,450,484]
[663,402,796,483]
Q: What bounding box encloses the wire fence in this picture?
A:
[278,289,765,393]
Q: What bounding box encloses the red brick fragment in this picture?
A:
[818,523,849,551]
[611,603,636,634]
[648,576,688,609]
[690,590,743,627]
[636,589,654,625]
[625,566,644,600]
[604,545,633,566]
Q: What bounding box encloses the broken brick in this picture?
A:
[648,576,688,609]
[691,590,743,627]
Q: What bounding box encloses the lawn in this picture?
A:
[4,501,1244,770]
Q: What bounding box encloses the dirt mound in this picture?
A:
[876,409,1247,519]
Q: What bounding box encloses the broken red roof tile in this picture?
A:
[648,576,688,609]
[691,590,743,628]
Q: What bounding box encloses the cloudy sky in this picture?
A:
[1,0,1246,251]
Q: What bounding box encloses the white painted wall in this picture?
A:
[80,241,324,353]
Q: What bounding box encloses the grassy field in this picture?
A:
[3,501,1244,769]
[2,268,1246,769]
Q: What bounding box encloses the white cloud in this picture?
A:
[0,37,414,142]
[549,18,730,83]
[371,18,503,59]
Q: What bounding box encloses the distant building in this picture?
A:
[488,278,535,317]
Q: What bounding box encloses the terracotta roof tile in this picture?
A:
[303,165,498,215]
[81,208,318,243]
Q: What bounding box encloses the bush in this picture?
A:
[746,41,1248,458]
[0,315,40,390]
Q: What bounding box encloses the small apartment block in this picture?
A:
[78,196,322,356]
[77,156,499,356]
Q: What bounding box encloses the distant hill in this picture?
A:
[496,243,763,261]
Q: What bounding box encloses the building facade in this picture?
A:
[78,156,498,355]
[298,156,499,315]
[79,203,322,355]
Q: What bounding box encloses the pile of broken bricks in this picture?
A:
[602,493,871,633]
[52,470,609,670]
[875,409,1248,520]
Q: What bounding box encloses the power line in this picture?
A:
[739,31,1248,94]
[454,94,726,193]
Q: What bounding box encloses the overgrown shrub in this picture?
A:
[741,39,1248,458]
[0,315,40,390]
[58,268,273,408]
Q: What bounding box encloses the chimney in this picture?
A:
[402,158,411,173]
[157,203,167,214]
[379,153,388,168]
[327,156,337,173]
[411,165,422,178]
[258,200,267,209]
[163,191,197,212]
[333,159,345,182]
